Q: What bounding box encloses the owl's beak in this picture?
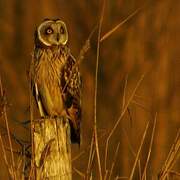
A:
[56,33,60,42]
[55,33,67,46]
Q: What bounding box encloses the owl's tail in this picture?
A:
[66,105,81,146]
[69,120,81,146]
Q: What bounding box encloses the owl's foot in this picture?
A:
[40,115,50,119]
[39,111,71,121]
[59,109,71,119]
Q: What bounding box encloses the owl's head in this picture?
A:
[35,19,68,47]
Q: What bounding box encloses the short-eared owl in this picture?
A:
[32,19,81,144]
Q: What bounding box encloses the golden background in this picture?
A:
[0,0,179,179]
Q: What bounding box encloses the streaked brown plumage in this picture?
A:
[32,19,81,144]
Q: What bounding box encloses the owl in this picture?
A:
[32,19,81,144]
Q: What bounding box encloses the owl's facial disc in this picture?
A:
[37,20,68,47]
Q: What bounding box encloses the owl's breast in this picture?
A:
[34,55,65,116]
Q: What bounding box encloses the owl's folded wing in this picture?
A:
[61,54,82,144]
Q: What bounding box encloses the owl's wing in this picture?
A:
[61,54,81,144]
[31,77,46,117]
[30,57,47,118]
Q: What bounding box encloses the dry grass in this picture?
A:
[158,129,180,179]
[0,0,179,179]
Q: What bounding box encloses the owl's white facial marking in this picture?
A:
[37,20,68,47]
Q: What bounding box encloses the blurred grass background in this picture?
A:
[0,0,179,179]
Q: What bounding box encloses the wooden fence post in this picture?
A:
[33,117,72,180]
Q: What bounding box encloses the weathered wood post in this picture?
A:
[33,117,72,180]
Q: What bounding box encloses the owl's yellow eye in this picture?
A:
[45,27,53,34]
[60,26,65,34]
